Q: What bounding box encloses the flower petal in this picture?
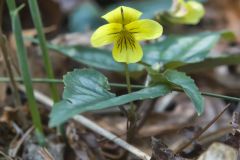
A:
[170,0,188,17]
[126,20,163,41]
[112,37,143,64]
[91,23,122,47]
[102,6,142,25]
[183,1,205,24]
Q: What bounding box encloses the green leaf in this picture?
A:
[49,69,171,127]
[48,44,143,72]
[143,31,230,65]
[27,31,230,72]
[178,54,240,73]
[164,69,204,114]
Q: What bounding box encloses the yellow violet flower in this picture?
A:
[168,0,205,24]
[91,6,163,64]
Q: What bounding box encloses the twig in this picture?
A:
[135,99,156,132]
[38,148,55,160]
[8,126,34,157]
[0,150,13,160]
[174,103,231,154]
[18,85,151,160]
[0,2,21,106]
[198,127,232,145]
[0,34,21,106]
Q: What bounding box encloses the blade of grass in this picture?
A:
[6,0,45,145]
[0,77,239,102]
[27,0,59,102]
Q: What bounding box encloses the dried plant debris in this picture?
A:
[150,137,184,160]
[197,142,238,160]
[224,111,240,150]
[22,136,64,160]
[66,121,105,160]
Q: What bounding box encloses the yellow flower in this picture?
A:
[91,6,163,64]
[168,0,205,24]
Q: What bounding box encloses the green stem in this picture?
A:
[0,77,63,83]
[6,0,45,145]
[27,0,59,102]
[0,77,239,102]
[173,88,240,102]
[124,63,137,143]
[200,92,240,102]
[125,64,132,93]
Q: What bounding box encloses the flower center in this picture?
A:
[116,29,135,52]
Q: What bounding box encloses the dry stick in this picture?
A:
[38,148,55,160]
[0,150,13,160]
[0,35,21,106]
[8,126,34,157]
[198,127,232,145]
[18,85,151,160]
[0,0,21,106]
[135,99,156,132]
[174,103,231,154]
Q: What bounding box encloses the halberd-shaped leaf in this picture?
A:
[28,31,231,72]
[179,54,240,73]
[49,44,143,72]
[143,31,225,65]
[42,31,229,72]
[49,69,171,127]
[164,69,204,114]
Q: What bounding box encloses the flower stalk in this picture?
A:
[124,63,137,142]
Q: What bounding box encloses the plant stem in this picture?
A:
[201,91,240,102]
[0,34,21,106]
[6,0,45,145]
[0,77,239,102]
[0,77,64,83]
[27,0,59,102]
[173,88,240,102]
[124,63,137,143]
[125,64,132,93]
